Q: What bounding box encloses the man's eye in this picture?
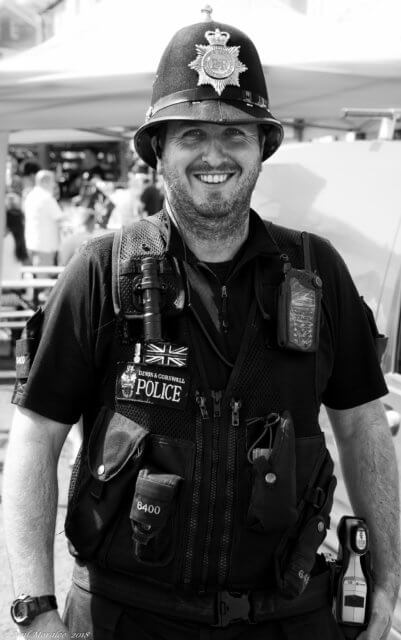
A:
[225,128,245,137]
[182,129,203,139]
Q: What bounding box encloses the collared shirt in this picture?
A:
[166,211,280,389]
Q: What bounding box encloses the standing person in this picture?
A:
[24,170,64,266]
[81,147,105,182]
[58,207,105,266]
[139,166,165,216]
[2,193,29,280]
[20,160,41,206]
[3,9,399,640]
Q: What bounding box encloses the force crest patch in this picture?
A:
[116,363,190,410]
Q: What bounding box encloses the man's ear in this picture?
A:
[260,134,266,163]
[150,135,158,156]
[151,135,164,161]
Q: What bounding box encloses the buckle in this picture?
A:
[213,591,253,627]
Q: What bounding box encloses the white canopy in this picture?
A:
[1,0,401,277]
[0,0,400,132]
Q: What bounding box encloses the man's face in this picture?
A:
[159,121,263,228]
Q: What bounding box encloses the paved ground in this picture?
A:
[0,382,74,638]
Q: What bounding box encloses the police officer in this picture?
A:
[4,8,400,640]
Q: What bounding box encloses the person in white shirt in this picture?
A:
[24,170,64,266]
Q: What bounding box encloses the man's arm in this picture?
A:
[3,406,72,637]
[327,398,400,640]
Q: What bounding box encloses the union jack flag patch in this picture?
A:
[144,342,189,368]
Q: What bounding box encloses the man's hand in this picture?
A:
[327,401,400,640]
[15,610,71,639]
[357,586,394,640]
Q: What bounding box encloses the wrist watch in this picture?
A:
[10,594,58,626]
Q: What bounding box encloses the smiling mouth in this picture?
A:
[193,173,234,184]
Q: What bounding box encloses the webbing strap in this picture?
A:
[301,231,312,272]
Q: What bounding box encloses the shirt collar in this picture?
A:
[167,209,281,267]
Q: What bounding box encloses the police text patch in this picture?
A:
[116,363,190,410]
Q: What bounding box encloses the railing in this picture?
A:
[0,266,64,330]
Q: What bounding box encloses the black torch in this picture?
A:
[140,256,162,342]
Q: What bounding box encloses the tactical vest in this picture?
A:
[65,212,336,611]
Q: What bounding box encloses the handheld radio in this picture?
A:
[333,516,372,639]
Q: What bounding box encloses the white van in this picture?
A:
[253,138,401,638]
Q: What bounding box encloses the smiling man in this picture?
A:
[158,122,263,260]
[4,8,399,640]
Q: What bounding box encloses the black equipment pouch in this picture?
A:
[65,407,149,560]
[277,233,322,353]
[246,412,298,533]
[274,447,336,598]
[14,307,44,380]
[130,466,183,565]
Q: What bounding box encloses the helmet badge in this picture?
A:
[189,29,247,96]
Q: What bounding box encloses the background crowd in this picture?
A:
[2,147,164,273]
[0,147,164,356]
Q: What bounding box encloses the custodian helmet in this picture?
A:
[134,7,284,168]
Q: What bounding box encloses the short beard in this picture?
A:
[161,162,261,244]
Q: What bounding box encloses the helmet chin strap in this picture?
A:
[164,192,192,263]
[164,192,178,229]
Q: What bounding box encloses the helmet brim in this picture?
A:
[134,99,284,169]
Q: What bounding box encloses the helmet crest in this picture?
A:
[188,29,247,96]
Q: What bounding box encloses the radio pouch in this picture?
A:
[277,232,322,352]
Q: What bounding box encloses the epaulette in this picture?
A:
[111,210,169,318]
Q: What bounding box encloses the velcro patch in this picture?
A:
[116,363,190,410]
[15,338,35,379]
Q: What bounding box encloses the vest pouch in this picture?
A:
[65,407,149,560]
[246,412,298,533]
[275,449,336,599]
[130,467,183,566]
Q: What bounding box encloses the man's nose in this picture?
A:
[201,138,227,166]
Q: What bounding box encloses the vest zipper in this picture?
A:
[218,399,242,585]
[195,390,209,420]
[201,390,222,586]
[230,398,242,427]
[212,390,222,417]
[221,285,229,332]
[183,392,208,585]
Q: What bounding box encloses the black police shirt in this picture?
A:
[12,211,388,426]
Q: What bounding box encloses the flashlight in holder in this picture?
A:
[333,516,372,639]
[140,256,163,342]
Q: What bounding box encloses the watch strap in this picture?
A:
[35,595,58,614]
[11,594,58,625]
